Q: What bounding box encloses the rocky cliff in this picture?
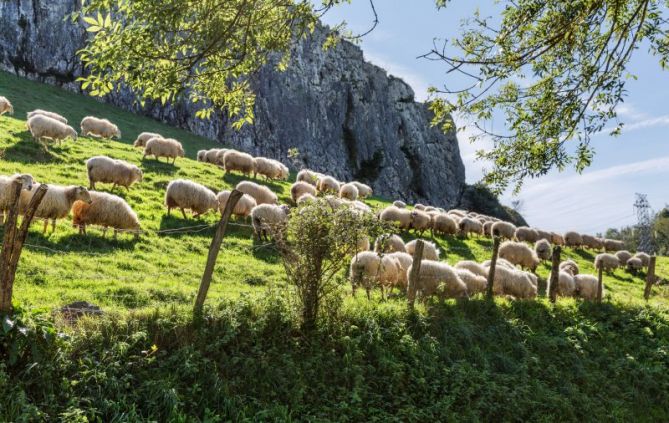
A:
[0,0,520,220]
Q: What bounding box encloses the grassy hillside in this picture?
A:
[2,71,669,421]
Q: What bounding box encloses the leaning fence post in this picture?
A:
[486,236,501,300]
[596,266,604,303]
[548,246,562,303]
[194,189,243,314]
[407,239,424,309]
[643,256,657,301]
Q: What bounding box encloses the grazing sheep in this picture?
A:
[455,260,488,278]
[80,116,121,139]
[551,232,565,246]
[615,250,633,268]
[411,210,432,235]
[351,182,372,198]
[204,148,226,166]
[350,251,381,298]
[564,231,583,248]
[223,150,255,176]
[0,174,35,222]
[197,150,207,162]
[290,181,317,204]
[133,132,162,148]
[581,234,603,250]
[547,270,576,297]
[484,264,537,299]
[499,241,540,271]
[433,213,458,237]
[374,234,406,253]
[574,274,602,300]
[414,203,426,211]
[296,169,321,186]
[483,221,494,238]
[626,257,643,273]
[594,253,620,272]
[534,239,552,261]
[251,203,290,241]
[217,190,257,219]
[236,180,277,205]
[27,109,66,123]
[459,217,483,237]
[254,157,280,180]
[448,209,466,218]
[387,251,413,290]
[86,155,143,191]
[352,200,372,214]
[405,239,439,261]
[491,221,516,239]
[535,229,552,242]
[456,269,487,295]
[164,179,218,218]
[296,193,316,205]
[71,191,140,239]
[407,260,468,301]
[376,255,404,298]
[27,114,77,144]
[19,184,91,233]
[316,175,340,194]
[559,260,580,276]
[482,257,516,270]
[0,96,13,115]
[143,138,184,163]
[273,160,290,180]
[379,206,414,230]
[393,200,406,208]
[324,195,346,209]
[338,183,359,201]
[634,252,650,268]
[515,226,539,243]
[604,239,625,252]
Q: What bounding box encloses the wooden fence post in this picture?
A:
[194,189,243,313]
[643,256,657,301]
[548,246,562,303]
[486,237,501,300]
[407,239,424,309]
[0,183,48,314]
[596,266,604,303]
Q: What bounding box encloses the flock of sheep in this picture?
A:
[0,95,650,304]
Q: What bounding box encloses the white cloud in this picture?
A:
[362,51,431,101]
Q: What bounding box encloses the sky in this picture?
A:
[317,0,669,235]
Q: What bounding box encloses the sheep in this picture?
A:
[604,239,625,252]
[615,250,633,268]
[205,148,227,166]
[634,252,650,268]
[551,232,565,246]
[27,114,77,144]
[133,132,162,148]
[86,155,143,191]
[143,138,184,163]
[0,96,13,115]
[564,231,583,248]
[406,260,468,301]
[254,157,281,180]
[374,234,406,253]
[499,241,540,271]
[251,203,290,241]
[534,239,552,261]
[272,160,290,180]
[414,203,426,211]
[546,270,576,297]
[27,109,67,124]
[626,257,643,273]
[0,174,35,222]
[71,191,140,239]
[514,226,538,243]
[459,217,483,237]
[316,175,340,194]
[19,184,91,233]
[386,251,413,290]
[482,257,516,270]
[379,206,414,230]
[164,179,218,219]
[351,182,372,198]
[290,181,317,204]
[296,193,316,205]
[559,260,580,276]
[337,183,359,201]
[350,251,381,298]
[484,264,537,299]
[456,269,487,295]
[324,195,346,209]
[573,274,602,300]
[581,234,603,250]
[594,253,619,272]
[236,180,277,205]
[356,236,371,252]
[296,169,321,186]
[455,260,488,278]
[352,201,372,214]
[535,229,552,242]
[491,221,516,239]
[411,210,432,235]
[393,200,406,208]
[448,209,466,218]
[376,255,404,298]
[80,116,121,139]
[405,239,439,261]
[223,150,255,177]
[433,213,458,237]
[482,221,494,238]
[217,190,257,219]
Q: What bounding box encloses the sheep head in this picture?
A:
[74,186,92,204]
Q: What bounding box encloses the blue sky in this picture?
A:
[318,1,668,235]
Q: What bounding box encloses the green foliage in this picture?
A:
[429,0,669,192]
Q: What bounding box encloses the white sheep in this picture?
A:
[272,160,289,180]
[515,226,539,243]
[350,251,381,298]
[433,213,458,237]
[223,150,255,177]
[491,221,516,239]
[459,217,483,237]
[376,255,404,299]
[499,241,540,271]
[386,251,413,290]
[19,184,91,233]
[573,274,602,300]
[547,270,576,297]
[484,264,537,299]
[143,138,185,163]
[133,132,162,148]
[316,175,340,194]
[351,181,372,198]
[379,206,413,230]
[551,232,565,246]
[581,234,603,250]
[534,239,552,261]
[405,239,440,261]
[564,231,583,248]
[535,229,552,242]
[482,257,516,270]
[393,200,406,208]
[634,252,650,268]
[290,181,317,204]
[205,149,227,166]
[27,109,67,123]
[374,234,406,253]
[338,183,359,201]
[407,260,468,301]
[296,193,316,205]
[296,169,321,186]
[80,116,121,139]
[456,268,487,295]
[217,190,257,219]
[615,250,632,267]
[414,203,426,211]
[411,210,432,235]
[0,96,13,115]
[236,180,277,205]
[352,200,372,214]
[197,150,207,162]
[251,203,290,241]
[253,157,280,180]
[626,257,643,272]
[71,191,140,239]
[0,174,35,222]
[164,179,218,219]
[594,253,619,272]
[603,239,625,252]
[559,260,580,275]
[27,114,77,144]
[86,155,143,191]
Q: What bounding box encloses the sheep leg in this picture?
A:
[112,183,117,190]
[365,287,371,301]
[102,227,108,237]
[180,208,187,219]
[113,229,118,240]
[167,206,171,216]
[42,219,48,234]
[51,219,56,233]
